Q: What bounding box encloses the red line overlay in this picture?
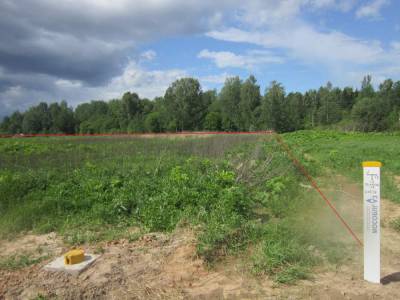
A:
[274,133,363,247]
[0,130,274,138]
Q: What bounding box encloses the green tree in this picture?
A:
[1,111,23,133]
[393,81,400,107]
[303,90,319,128]
[340,87,357,110]
[0,116,10,133]
[22,102,51,133]
[48,101,75,133]
[121,92,142,131]
[164,78,204,131]
[145,112,163,132]
[204,112,222,131]
[285,92,305,131]
[107,99,125,132]
[352,96,390,131]
[263,81,286,132]
[316,83,342,125]
[75,101,111,133]
[360,75,374,98]
[239,75,261,130]
[219,77,242,131]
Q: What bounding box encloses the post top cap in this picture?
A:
[362,161,382,168]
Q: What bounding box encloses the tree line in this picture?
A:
[1,75,400,134]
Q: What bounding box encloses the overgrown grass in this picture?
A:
[252,222,317,284]
[1,131,398,283]
[1,134,318,282]
[282,130,400,203]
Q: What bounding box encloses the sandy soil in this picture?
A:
[1,230,277,299]
[1,177,399,299]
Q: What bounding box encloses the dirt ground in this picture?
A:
[1,178,400,300]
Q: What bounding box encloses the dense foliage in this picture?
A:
[1,131,399,282]
[2,75,400,134]
[0,134,320,282]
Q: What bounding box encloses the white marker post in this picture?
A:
[363,161,382,284]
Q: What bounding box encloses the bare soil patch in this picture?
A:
[1,229,276,299]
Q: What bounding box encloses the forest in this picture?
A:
[1,75,400,134]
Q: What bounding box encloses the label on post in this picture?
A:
[363,161,381,284]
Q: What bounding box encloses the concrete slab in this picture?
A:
[43,254,99,276]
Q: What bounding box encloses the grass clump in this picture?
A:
[0,253,48,270]
[252,222,317,284]
[391,218,400,232]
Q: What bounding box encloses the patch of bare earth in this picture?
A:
[1,176,400,299]
[0,229,278,299]
[394,176,400,189]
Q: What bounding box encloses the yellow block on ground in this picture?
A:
[64,249,85,265]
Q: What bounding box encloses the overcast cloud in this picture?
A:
[0,0,398,117]
[0,0,232,115]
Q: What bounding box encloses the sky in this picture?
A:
[0,0,399,117]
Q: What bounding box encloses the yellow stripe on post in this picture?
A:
[362,161,382,168]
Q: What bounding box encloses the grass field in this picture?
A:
[1,131,399,284]
[283,130,400,203]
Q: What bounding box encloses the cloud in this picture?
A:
[0,60,187,117]
[0,0,361,86]
[0,0,287,114]
[207,18,400,87]
[105,60,187,99]
[207,26,383,66]
[55,79,83,89]
[235,0,358,27]
[140,50,157,61]
[355,0,389,19]
[0,0,231,116]
[0,0,229,87]
[200,73,233,84]
[391,41,400,52]
[308,0,357,12]
[198,49,283,69]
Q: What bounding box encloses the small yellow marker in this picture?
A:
[64,249,85,265]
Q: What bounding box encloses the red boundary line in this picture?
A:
[273,133,363,247]
[0,130,274,138]
[0,129,362,246]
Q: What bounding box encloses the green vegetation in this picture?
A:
[0,134,319,282]
[252,222,317,283]
[33,295,47,300]
[1,75,400,134]
[0,252,49,270]
[391,218,400,232]
[283,130,400,203]
[1,131,399,283]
